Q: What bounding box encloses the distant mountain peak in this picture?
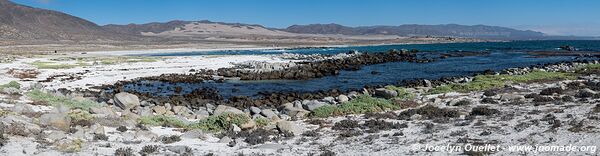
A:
[284,23,546,39]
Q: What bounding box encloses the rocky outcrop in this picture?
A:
[113,92,140,110]
[217,50,425,80]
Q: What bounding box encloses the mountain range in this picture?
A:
[0,0,590,43]
[284,24,546,40]
[0,0,132,41]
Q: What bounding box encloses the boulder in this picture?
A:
[281,106,309,119]
[276,121,303,136]
[322,97,336,104]
[374,88,398,99]
[205,103,216,114]
[293,101,303,108]
[137,107,153,116]
[500,94,525,102]
[279,103,294,111]
[279,114,291,121]
[140,101,153,107]
[230,124,242,132]
[121,111,141,121]
[250,107,262,114]
[181,129,206,139]
[240,119,256,130]
[260,109,279,120]
[11,104,35,114]
[172,106,192,116]
[90,123,105,135]
[195,109,210,119]
[167,146,192,155]
[218,136,232,143]
[348,91,360,98]
[164,103,172,111]
[252,114,263,119]
[46,131,67,142]
[213,105,245,116]
[1,115,41,136]
[423,80,432,87]
[39,113,71,131]
[90,106,117,117]
[134,130,158,141]
[113,92,140,110]
[337,95,349,103]
[303,100,329,111]
[153,106,167,115]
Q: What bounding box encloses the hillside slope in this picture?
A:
[0,0,130,41]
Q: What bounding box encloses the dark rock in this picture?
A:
[483,90,497,97]
[332,120,359,130]
[533,96,554,103]
[481,98,498,104]
[540,87,563,95]
[374,88,397,99]
[398,105,460,120]
[576,89,596,98]
[361,120,407,133]
[470,107,501,116]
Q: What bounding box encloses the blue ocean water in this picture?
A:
[125,40,600,98]
[140,40,600,56]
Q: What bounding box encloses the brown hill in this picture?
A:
[0,0,131,41]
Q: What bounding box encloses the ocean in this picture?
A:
[124,40,600,98]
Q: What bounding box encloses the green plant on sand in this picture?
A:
[188,113,250,132]
[139,115,188,128]
[428,71,575,94]
[26,89,99,110]
[311,94,398,118]
[575,64,600,75]
[0,81,20,89]
[139,113,251,133]
[385,85,415,100]
[254,117,270,127]
[30,61,89,69]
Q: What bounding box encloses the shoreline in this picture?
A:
[82,40,492,56]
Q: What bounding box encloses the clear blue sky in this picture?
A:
[11,0,600,36]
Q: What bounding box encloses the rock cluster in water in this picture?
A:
[217,50,425,80]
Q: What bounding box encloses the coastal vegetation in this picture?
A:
[311,94,398,118]
[88,57,159,65]
[254,117,270,127]
[0,81,21,89]
[31,57,159,69]
[189,113,250,132]
[384,85,415,100]
[26,89,99,110]
[138,115,188,128]
[576,64,600,74]
[31,61,90,69]
[139,113,252,133]
[428,71,575,94]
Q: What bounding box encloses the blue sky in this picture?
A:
[11,0,600,36]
